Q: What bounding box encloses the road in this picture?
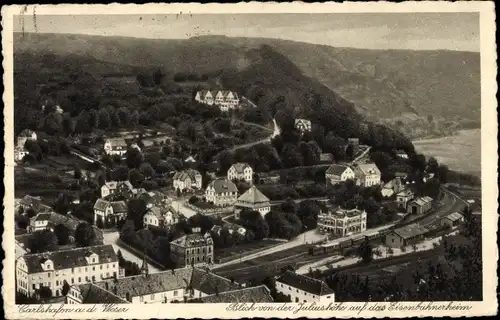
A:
[170,199,198,218]
[213,118,280,160]
[102,231,162,274]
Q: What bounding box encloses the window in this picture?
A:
[92,276,95,281]
[140,296,144,302]
[174,290,178,296]
[48,273,51,278]
[100,266,103,270]
[78,277,81,282]
[72,278,74,284]
[151,294,155,300]
[32,284,35,290]
[56,280,59,286]
[92,267,95,271]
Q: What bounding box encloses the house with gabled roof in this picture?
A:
[104,138,128,156]
[276,270,335,303]
[407,196,433,215]
[227,162,253,184]
[16,244,120,298]
[197,285,274,303]
[195,90,240,111]
[93,199,128,226]
[351,163,381,187]
[173,169,202,192]
[235,185,271,218]
[440,212,465,228]
[325,164,355,186]
[396,189,415,209]
[385,224,429,248]
[101,180,136,199]
[294,119,312,133]
[143,206,180,229]
[205,179,238,207]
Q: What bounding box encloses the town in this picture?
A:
[13,34,482,304]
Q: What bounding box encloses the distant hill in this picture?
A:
[14,32,480,137]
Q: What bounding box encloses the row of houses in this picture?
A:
[325,162,381,187]
[385,211,465,248]
[195,90,240,111]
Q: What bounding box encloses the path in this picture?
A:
[103,231,162,274]
[170,199,198,218]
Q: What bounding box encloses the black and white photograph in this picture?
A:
[2,2,497,319]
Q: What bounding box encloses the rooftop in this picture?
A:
[393,224,429,239]
[276,271,334,296]
[198,285,274,303]
[230,163,251,174]
[207,178,238,194]
[237,185,270,205]
[94,266,239,299]
[172,232,213,248]
[444,212,464,222]
[73,283,130,304]
[325,164,350,176]
[21,244,117,273]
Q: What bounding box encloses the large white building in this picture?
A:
[15,129,38,161]
[276,270,335,303]
[317,207,367,238]
[16,244,120,298]
[173,169,203,192]
[352,163,381,187]
[235,185,271,218]
[195,90,240,111]
[170,229,214,267]
[325,164,356,186]
[227,163,253,184]
[205,179,238,207]
[104,138,128,156]
[93,265,239,303]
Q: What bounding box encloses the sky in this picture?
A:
[14,13,480,52]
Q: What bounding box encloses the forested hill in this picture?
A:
[15,32,480,139]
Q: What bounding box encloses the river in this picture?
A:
[413,129,481,177]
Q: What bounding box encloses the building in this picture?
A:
[396,189,415,209]
[66,283,130,304]
[325,164,356,186]
[352,163,381,187]
[381,177,404,198]
[100,180,135,199]
[317,207,367,237]
[227,163,253,184]
[197,285,274,303]
[294,119,312,133]
[235,185,271,218]
[26,212,103,244]
[205,179,238,207]
[104,138,128,156]
[385,224,429,248]
[93,265,240,303]
[93,199,128,225]
[17,129,38,148]
[170,229,214,267]
[407,196,433,215]
[395,149,409,159]
[195,90,240,111]
[276,270,335,303]
[440,212,465,228]
[143,206,180,229]
[16,244,120,298]
[173,169,203,192]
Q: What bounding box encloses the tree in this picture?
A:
[126,148,143,169]
[29,230,58,253]
[54,224,71,245]
[127,198,147,230]
[74,222,97,247]
[74,165,83,179]
[61,280,71,296]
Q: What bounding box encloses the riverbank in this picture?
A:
[413,129,481,177]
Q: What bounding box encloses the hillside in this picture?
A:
[14,32,480,138]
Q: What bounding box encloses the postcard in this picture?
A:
[2,2,498,319]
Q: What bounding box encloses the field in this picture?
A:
[413,129,481,177]
[214,239,282,260]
